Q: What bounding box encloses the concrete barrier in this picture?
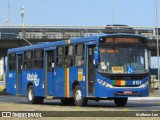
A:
[151,79,159,89]
[0,81,5,91]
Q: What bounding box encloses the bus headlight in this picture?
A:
[105,83,113,88]
[97,79,113,88]
[139,81,149,88]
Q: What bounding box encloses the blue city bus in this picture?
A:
[6,33,149,106]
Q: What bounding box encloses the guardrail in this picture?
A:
[0,25,159,40]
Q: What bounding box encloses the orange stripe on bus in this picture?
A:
[65,68,69,97]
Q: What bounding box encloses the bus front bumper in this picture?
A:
[96,83,149,98]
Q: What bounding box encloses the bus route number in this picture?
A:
[112,66,124,73]
[132,81,141,85]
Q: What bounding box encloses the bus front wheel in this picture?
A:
[27,85,44,104]
[114,97,128,107]
[73,85,87,106]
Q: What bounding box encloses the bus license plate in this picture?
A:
[124,90,132,94]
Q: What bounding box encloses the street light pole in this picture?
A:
[1,33,32,45]
[20,6,24,25]
[155,0,160,92]
[8,0,10,25]
[112,0,115,24]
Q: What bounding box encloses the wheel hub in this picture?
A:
[75,90,82,101]
[28,89,33,101]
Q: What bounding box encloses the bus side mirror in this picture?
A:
[94,49,99,65]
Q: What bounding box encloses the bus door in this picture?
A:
[86,43,96,96]
[44,49,55,96]
[16,53,23,95]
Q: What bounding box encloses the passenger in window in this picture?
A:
[71,59,74,66]
[81,58,84,66]
[57,58,63,67]
[24,62,26,69]
[64,59,67,67]
[34,60,37,69]
[58,47,64,56]
[65,58,72,67]
[67,59,70,66]
[9,65,12,71]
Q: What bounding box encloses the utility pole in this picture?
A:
[155,0,160,92]
[20,6,24,26]
[112,0,115,24]
[8,0,10,25]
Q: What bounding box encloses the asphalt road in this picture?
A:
[0,95,160,111]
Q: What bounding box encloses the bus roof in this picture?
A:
[7,33,146,53]
[8,34,100,53]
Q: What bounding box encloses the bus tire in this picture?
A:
[61,98,74,105]
[36,97,44,104]
[114,97,128,107]
[73,85,87,106]
[27,85,44,104]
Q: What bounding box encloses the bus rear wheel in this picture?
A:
[27,85,44,104]
[114,98,128,107]
[73,85,87,106]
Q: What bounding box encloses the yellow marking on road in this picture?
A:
[123,108,130,111]
[75,106,81,108]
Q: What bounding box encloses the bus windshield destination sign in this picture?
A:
[101,49,119,53]
[106,38,139,43]
[100,37,140,44]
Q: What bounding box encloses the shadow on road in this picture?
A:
[1,95,160,109]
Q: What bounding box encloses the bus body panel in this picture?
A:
[68,67,86,97]
[22,70,44,97]
[54,67,86,97]
[96,83,149,97]
[95,73,149,97]
[54,68,65,97]
[48,72,54,95]
[18,72,22,94]
[6,71,16,95]
[96,73,149,87]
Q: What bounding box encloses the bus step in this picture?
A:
[16,94,22,96]
[46,96,54,100]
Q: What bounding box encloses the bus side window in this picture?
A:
[34,49,43,69]
[58,47,64,56]
[24,51,33,69]
[65,45,74,67]
[56,47,64,67]
[8,53,16,71]
[75,44,84,66]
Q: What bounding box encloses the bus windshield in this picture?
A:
[97,47,149,74]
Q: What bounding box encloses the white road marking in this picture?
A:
[128,97,160,100]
